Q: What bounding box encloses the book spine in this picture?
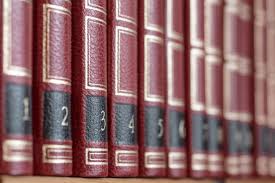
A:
[253,0,269,177]
[139,0,167,177]
[72,0,108,177]
[165,0,186,178]
[108,0,138,177]
[223,0,241,177]
[266,0,275,177]
[204,0,224,178]
[33,0,72,176]
[186,0,207,178]
[239,0,254,177]
[0,0,33,175]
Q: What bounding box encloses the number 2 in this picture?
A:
[61,106,69,126]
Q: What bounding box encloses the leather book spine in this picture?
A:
[239,0,254,177]
[223,0,241,177]
[33,0,72,176]
[0,0,33,175]
[71,0,108,177]
[108,0,138,177]
[266,0,275,177]
[204,0,224,178]
[253,0,269,177]
[186,0,207,178]
[139,0,167,177]
[165,0,186,178]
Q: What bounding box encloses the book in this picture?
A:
[33,0,72,176]
[223,0,241,177]
[71,0,108,177]
[186,0,207,178]
[165,0,186,178]
[139,0,167,177]
[238,0,254,177]
[0,0,33,175]
[253,0,269,177]
[266,0,275,177]
[204,0,224,178]
[108,0,139,177]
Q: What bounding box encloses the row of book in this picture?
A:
[0,0,273,179]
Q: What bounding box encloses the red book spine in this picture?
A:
[72,0,108,177]
[253,0,269,177]
[165,0,186,178]
[204,0,224,178]
[266,0,275,177]
[186,0,207,178]
[0,0,33,175]
[223,0,241,177]
[139,0,167,177]
[108,0,138,177]
[239,0,254,177]
[33,0,72,176]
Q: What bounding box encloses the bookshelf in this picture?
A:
[0,176,274,183]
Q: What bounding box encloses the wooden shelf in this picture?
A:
[0,176,274,183]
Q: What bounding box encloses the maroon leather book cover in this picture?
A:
[223,0,241,177]
[139,0,167,177]
[165,0,186,178]
[253,0,268,177]
[266,0,275,177]
[186,0,207,178]
[0,0,33,175]
[71,0,108,177]
[33,0,72,176]
[108,0,138,177]
[239,0,254,177]
[204,0,224,178]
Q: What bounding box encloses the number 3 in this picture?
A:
[101,111,106,131]
[61,106,69,126]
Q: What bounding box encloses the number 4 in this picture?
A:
[128,115,135,134]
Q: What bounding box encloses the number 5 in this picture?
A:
[158,119,164,138]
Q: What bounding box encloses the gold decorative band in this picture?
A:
[42,144,72,164]
[115,150,138,167]
[3,139,32,162]
[192,153,207,171]
[85,148,108,166]
[168,152,186,169]
[145,152,166,169]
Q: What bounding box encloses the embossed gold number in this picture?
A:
[61,106,69,126]
[128,115,135,134]
[179,119,185,138]
[158,118,164,138]
[23,97,30,121]
[100,111,106,131]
